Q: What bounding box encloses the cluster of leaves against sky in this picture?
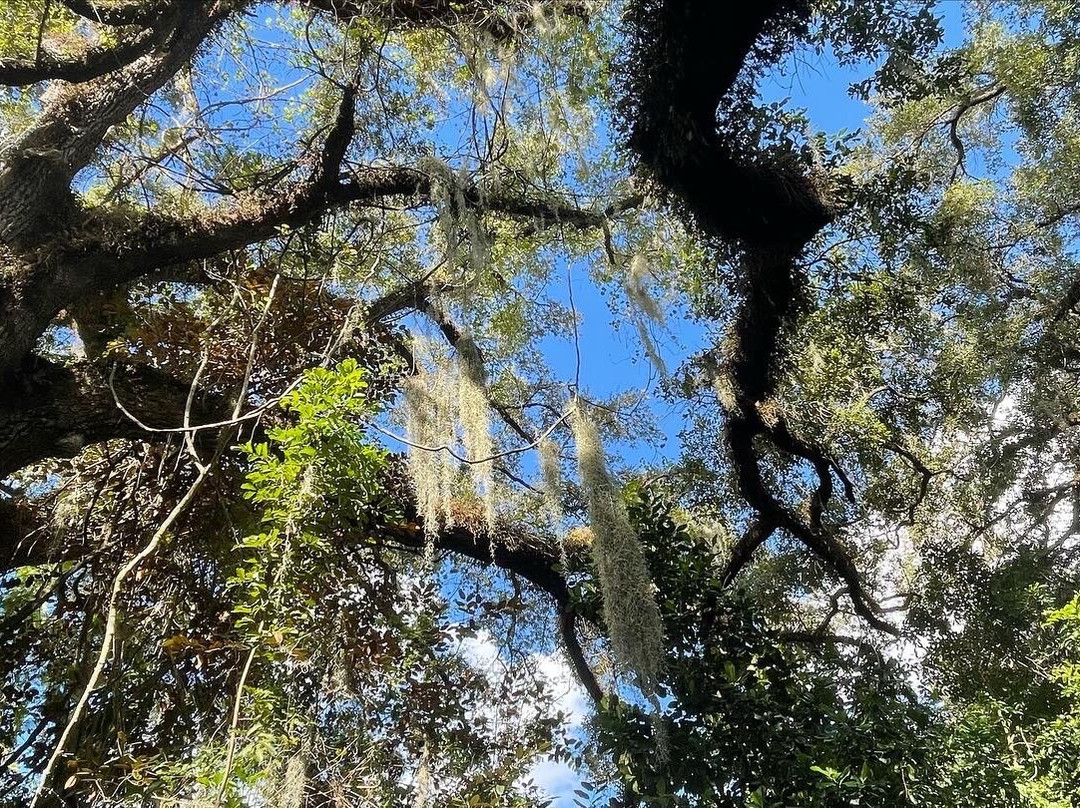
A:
[2,0,1080,806]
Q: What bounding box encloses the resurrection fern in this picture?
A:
[570,399,664,703]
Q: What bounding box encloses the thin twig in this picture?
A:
[215,638,260,808]
[366,410,569,465]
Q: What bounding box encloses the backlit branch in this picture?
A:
[302,0,592,40]
[56,0,173,27]
[0,2,226,246]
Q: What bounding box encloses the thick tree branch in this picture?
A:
[56,0,173,27]
[774,630,887,668]
[302,0,591,40]
[559,608,604,705]
[381,510,568,605]
[0,0,623,378]
[0,157,638,376]
[0,497,44,570]
[310,82,358,193]
[0,2,227,246]
[0,164,418,377]
[372,497,610,701]
[103,169,637,279]
[0,26,161,86]
[724,409,897,635]
[0,358,219,479]
[622,0,833,249]
[0,354,603,697]
[720,517,775,587]
[1,450,600,695]
[363,278,436,324]
[622,0,894,633]
[0,172,635,482]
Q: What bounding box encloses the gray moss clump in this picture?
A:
[569,399,663,702]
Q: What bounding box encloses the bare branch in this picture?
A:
[559,608,604,705]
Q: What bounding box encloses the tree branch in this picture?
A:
[621,0,894,633]
[0,358,221,479]
[622,0,834,249]
[302,0,591,40]
[56,0,172,27]
[559,608,604,705]
[0,156,639,377]
[0,2,226,246]
[720,517,775,587]
[0,25,161,86]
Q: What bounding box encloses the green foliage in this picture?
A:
[941,594,1080,807]
[588,488,938,807]
[208,361,561,806]
[231,358,391,653]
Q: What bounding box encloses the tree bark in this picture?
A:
[0,359,220,479]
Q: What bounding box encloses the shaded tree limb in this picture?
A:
[622,0,834,250]
[621,0,894,633]
[302,0,592,40]
[55,0,173,27]
[0,358,221,480]
[0,24,162,86]
[720,517,776,587]
[559,608,605,705]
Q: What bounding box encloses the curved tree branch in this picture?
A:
[622,0,895,634]
[0,149,639,376]
[56,0,173,27]
[0,25,161,86]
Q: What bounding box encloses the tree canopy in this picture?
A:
[2,0,1080,806]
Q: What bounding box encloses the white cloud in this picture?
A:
[528,758,582,807]
[457,629,504,674]
[532,648,591,727]
[456,629,592,804]
[526,649,591,805]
